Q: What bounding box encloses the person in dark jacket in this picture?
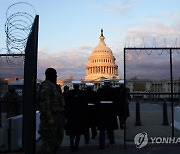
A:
[4,86,20,118]
[63,85,69,97]
[115,80,130,129]
[65,81,86,152]
[83,83,98,144]
[97,79,118,149]
[62,85,69,122]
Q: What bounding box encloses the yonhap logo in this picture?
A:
[134,132,180,148]
[134,132,148,148]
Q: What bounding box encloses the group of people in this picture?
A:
[37,68,130,154]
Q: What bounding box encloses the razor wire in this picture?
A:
[2,2,36,64]
[124,37,180,55]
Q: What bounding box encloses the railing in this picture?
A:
[130,92,180,101]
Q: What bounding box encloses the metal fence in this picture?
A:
[123,47,180,148]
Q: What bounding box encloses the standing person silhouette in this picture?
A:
[83,83,98,144]
[65,81,86,152]
[97,79,118,149]
[115,80,130,130]
[4,86,20,118]
[37,68,65,154]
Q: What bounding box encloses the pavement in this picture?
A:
[56,144,180,154]
[1,101,180,153]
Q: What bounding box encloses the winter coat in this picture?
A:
[65,89,86,135]
[96,85,118,130]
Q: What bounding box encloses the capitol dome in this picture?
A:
[84,29,119,81]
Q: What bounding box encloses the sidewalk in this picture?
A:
[56,144,180,154]
[2,144,180,154]
[1,102,180,153]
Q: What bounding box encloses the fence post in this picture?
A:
[0,100,2,127]
[135,100,141,126]
[8,118,12,151]
[162,101,169,125]
[23,15,39,154]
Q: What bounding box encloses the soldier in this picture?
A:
[65,81,86,152]
[37,68,65,154]
[83,83,98,144]
[97,79,118,149]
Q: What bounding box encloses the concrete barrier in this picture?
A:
[0,111,40,151]
[174,106,180,131]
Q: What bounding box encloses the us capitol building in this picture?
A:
[84,29,119,81]
[57,30,180,97]
[58,29,120,90]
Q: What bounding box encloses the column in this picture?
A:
[86,68,88,75]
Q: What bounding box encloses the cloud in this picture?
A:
[125,50,180,80]
[116,11,180,80]
[37,46,93,80]
[126,12,180,47]
[0,56,24,78]
[0,45,93,80]
[95,0,139,16]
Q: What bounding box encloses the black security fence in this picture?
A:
[124,47,180,147]
[0,3,39,154]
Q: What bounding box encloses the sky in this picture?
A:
[0,0,180,80]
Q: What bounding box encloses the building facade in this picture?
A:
[126,78,180,101]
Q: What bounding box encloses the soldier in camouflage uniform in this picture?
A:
[37,68,65,154]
